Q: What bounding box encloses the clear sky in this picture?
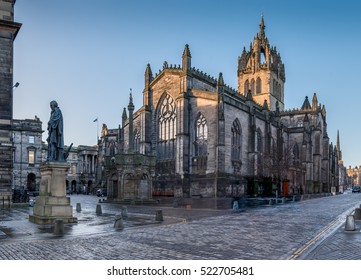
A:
[13,0,361,168]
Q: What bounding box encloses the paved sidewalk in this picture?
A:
[302,218,361,259]
[0,193,361,260]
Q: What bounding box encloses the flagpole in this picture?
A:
[93,117,99,144]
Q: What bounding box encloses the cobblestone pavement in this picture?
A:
[0,193,361,260]
[303,218,361,260]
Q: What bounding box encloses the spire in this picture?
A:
[217,72,225,120]
[127,89,134,153]
[301,96,311,110]
[321,105,326,117]
[262,99,269,110]
[336,130,343,161]
[145,63,153,87]
[217,72,224,86]
[122,107,127,122]
[259,15,265,37]
[182,44,191,71]
[128,88,134,111]
[312,92,318,110]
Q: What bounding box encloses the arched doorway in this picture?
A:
[27,173,36,192]
[71,180,77,194]
[88,180,93,194]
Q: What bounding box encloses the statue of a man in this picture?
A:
[47,100,64,161]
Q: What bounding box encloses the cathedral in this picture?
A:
[98,17,342,208]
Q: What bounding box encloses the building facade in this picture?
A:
[12,117,43,201]
[0,0,21,207]
[98,18,343,208]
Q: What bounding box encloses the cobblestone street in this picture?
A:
[1,192,361,260]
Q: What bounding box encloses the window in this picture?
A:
[28,150,35,164]
[71,164,76,175]
[293,143,300,164]
[257,130,263,153]
[244,80,249,94]
[157,94,176,160]
[194,113,208,156]
[134,129,140,153]
[231,120,242,161]
[256,77,262,94]
[251,79,255,94]
[315,134,321,154]
[29,136,35,144]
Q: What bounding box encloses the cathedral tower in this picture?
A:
[237,16,285,111]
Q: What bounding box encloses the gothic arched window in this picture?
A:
[194,113,208,156]
[244,80,249,95]
[157,94,176,160]
[257,130,263,153]
[256,77,262,94]
[293,143,300,165]
[315,134,321,154]
[231,120,242,161]
[251,79,255,94]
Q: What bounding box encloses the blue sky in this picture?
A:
[13,0,361,168]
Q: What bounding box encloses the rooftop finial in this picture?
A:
[259,15,265,36]
[128,88,134,110]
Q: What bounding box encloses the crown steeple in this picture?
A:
[237,17,285,112]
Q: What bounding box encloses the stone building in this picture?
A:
[0,0,21,207]
[12,117,43,200]
[99,17,342,208]
[346,165,361,187]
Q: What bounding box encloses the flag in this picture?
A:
[93,118,98,122]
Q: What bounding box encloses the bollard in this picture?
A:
[54,219,64,235]
[155,209,163,222]
[281,197,286,204]
[121,206,128,219]
[345,215,356,231]
[76,202,81,212]
[269,199,274,206]
[96,204,102,215]
[114,215,124,229]
[354,208,361,220]
[292,195,296,202]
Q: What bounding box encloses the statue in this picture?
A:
[47,100,64,161]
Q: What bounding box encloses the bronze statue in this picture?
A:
[47,100,64,161]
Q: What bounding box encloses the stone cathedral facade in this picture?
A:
[98,18,341,207]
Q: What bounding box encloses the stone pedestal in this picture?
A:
[29,161,77,224]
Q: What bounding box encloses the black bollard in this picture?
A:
[96,204,102,215]
[155,209,163,221]
[114,215,124,229]
[345,215,356,231]
[54,219,64,235]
